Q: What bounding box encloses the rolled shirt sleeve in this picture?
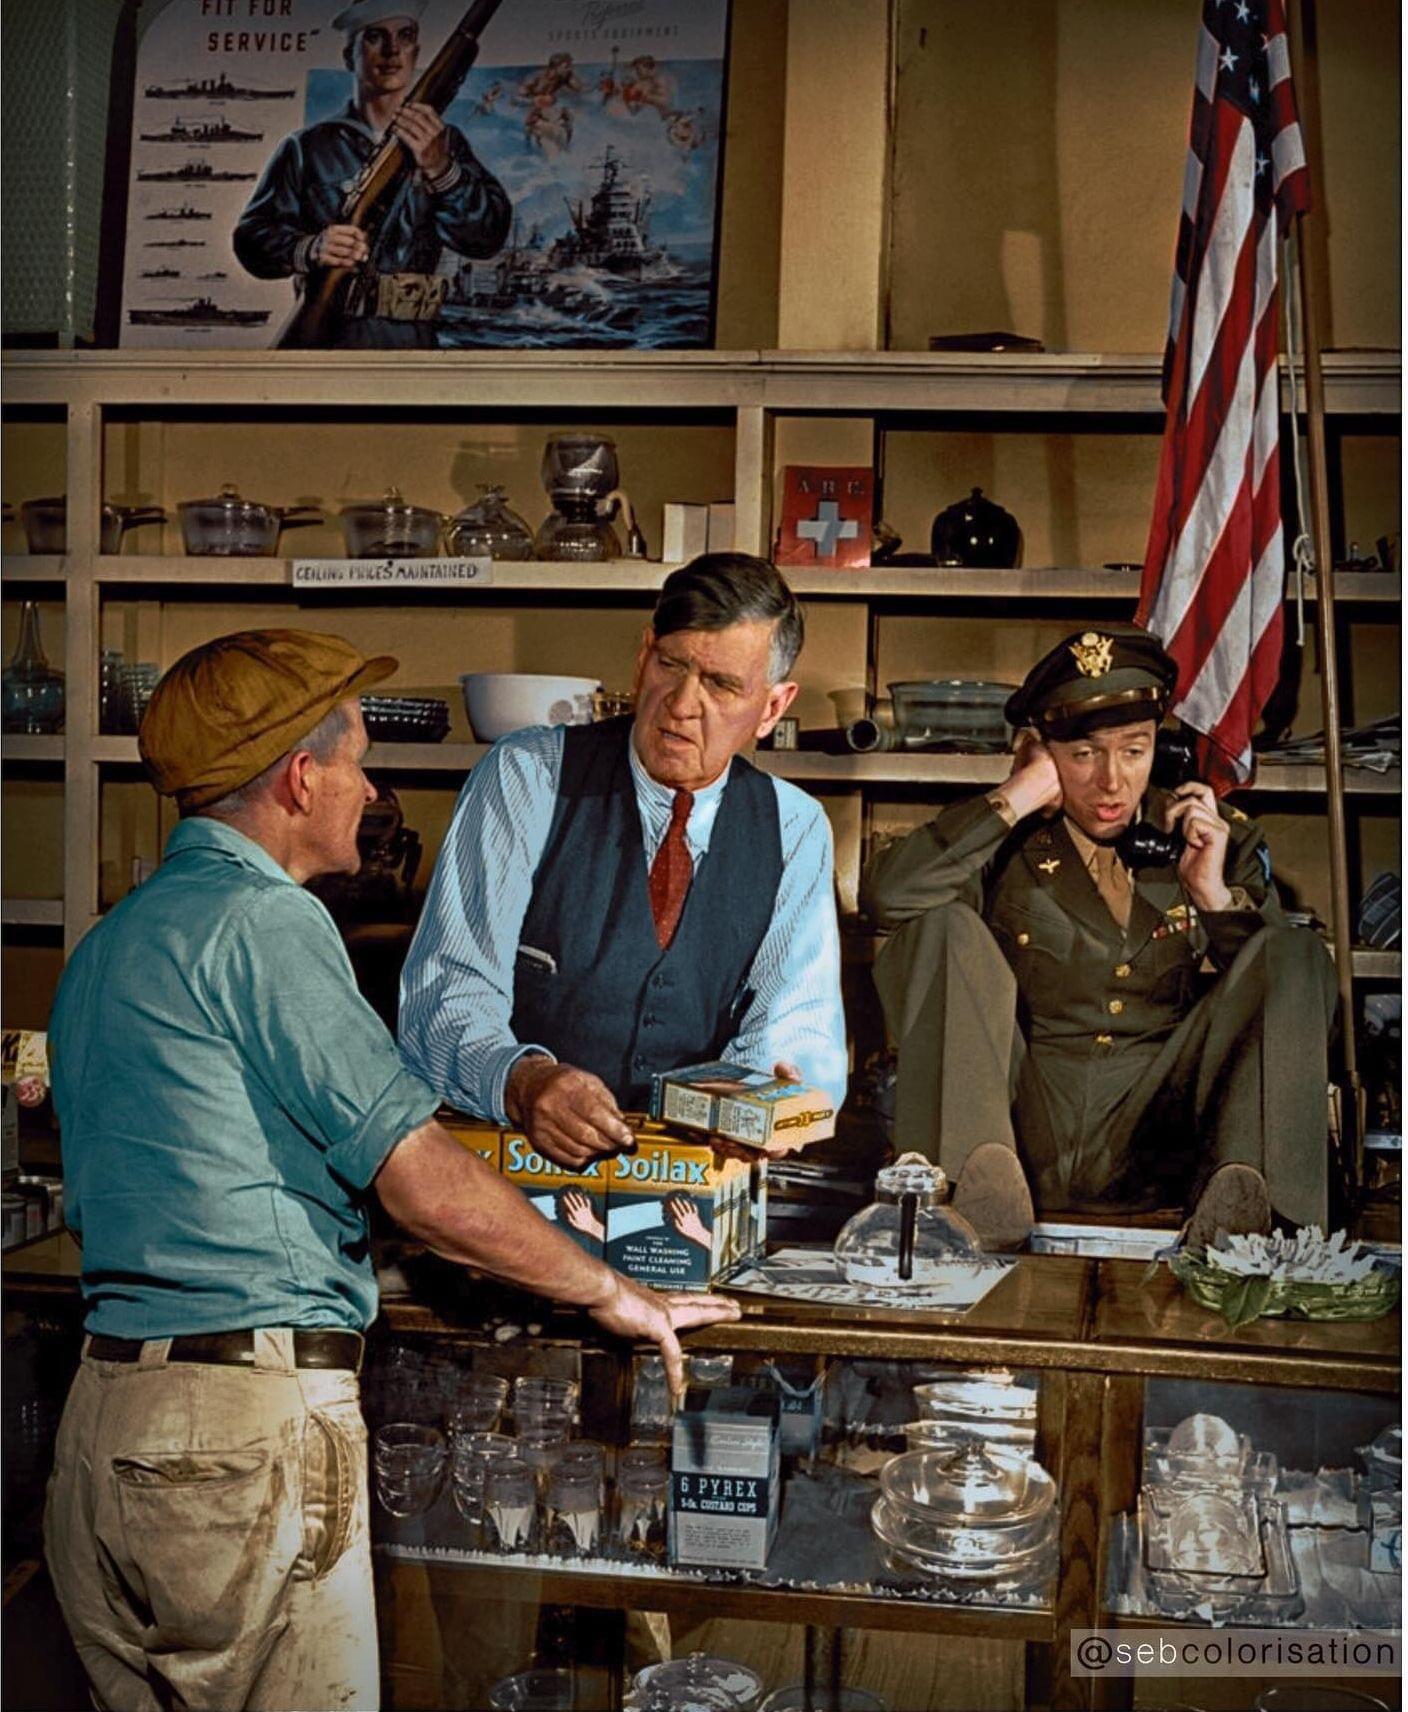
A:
[216,885,439,1189]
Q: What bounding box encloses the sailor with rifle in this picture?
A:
[235,0,510,348]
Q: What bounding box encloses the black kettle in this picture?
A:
[930,487,1022,568]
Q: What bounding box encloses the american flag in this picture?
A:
[1137,0,1311,789]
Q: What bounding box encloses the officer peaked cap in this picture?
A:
[1005,624,1178,739]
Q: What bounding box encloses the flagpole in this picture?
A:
[1284,0,1364,1198]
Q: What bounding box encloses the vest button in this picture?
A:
[632,1055,645,1070]
[643,1014,658,1028]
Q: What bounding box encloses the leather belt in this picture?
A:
[86,1329,363,1374]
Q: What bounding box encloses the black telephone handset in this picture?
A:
[1114,724,1200,870]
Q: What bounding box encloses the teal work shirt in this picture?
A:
[49,817,440,1338]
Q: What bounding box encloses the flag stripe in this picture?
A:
[1140,0,1310,791]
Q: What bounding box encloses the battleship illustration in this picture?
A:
[198,271,228,281]
[140,115,264,145]
[450,150,675,314]
[553,147,663,276]
[145,71,294,101]
[145,205,212,221]
[141,268,180,279]
[145,239,206,249]
[137,160,257,183]
[128,297,271,328]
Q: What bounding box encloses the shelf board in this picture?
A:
[377,1547,1055,1640]
[81,735,1401,797]
[1,556,65,584]
[1349,947,1401,978]
[1,898,62,928]
[2,735,64,763]
[14,557,1400,603]
[364,741,486,772]
[2,348,1399,415]
[758,753,1399,796]
[93,557,681,592]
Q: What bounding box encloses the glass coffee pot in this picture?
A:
[534,433,622,562]
[3,601,65,733]
[833,1153,983,1287]
[446,486,535,560]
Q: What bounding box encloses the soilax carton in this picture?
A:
[605,1122,766,1290]
[650,1061,836,1153]
[436,1110,502,1171]
[501,1130,608,1259]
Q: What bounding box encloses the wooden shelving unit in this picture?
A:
[1,347,1399,990]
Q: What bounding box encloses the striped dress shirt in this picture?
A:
[398,724,847,1123]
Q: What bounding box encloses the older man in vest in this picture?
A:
[400,554,847,1162]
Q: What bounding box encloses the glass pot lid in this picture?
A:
[636,1652,764,1708]
[880,1442,1057,1526]
[873,1151,947,1208]
[340,485,439,522]
[180,483,280,517]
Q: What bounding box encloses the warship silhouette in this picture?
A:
[140,116,264,144]
[450,151,674,314]
[141,268,180,279]
[198,271,229,281]
[128,297,271,328]
[145,239,206,249]
[137,160,256,183]
[145,204,212,221]
[555,146,663,276]
[145,72,294,101]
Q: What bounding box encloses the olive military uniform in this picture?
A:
[862,789,1337,1228]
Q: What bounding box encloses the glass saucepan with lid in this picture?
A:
[178,485,322,556]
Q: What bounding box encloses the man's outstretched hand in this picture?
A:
[587,1273,741,1402]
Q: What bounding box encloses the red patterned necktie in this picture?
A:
[648,789,695,950]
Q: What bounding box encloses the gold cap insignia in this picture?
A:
[1070,632,1115,678]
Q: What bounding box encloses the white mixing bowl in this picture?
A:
[460,673,601,742]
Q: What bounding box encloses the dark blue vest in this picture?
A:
[512,718,783,1110]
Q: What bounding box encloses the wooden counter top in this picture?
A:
[7,1235,1396,1392]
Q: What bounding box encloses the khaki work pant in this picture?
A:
[45,1331,378,1712]
[874,906,1336,1228]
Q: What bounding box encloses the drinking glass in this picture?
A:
[555,1439,606,1502]
[516,1421,572,1493]
[373,1423,446,1517]
[630,1353,672,1442]
[513,1375,580,1423]
[544,1461,604,1557]
[488,1667,579,1710]
[614,1460,669,1561]
[449,1430,518,1529]
[687,1353,735,1389]
[448,1372,511,1438]
[482,1458,538,1553]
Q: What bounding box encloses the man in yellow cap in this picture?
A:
[862,624,1337,1251]
[44,628,737,1712]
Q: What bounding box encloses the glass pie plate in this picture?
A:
[871,1494,1057,1588]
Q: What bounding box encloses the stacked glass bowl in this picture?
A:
[870,1440,1058,1594]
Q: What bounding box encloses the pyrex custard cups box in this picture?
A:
[650,1061,836,1151]
[605,1129,764,1290]
[670,1387,780,1571]
[501,1130,607,1259]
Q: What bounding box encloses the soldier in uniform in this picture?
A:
[861,624,1338,1250]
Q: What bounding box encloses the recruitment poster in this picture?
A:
[118,0,731,350]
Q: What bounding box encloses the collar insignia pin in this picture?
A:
[1038,857,1061,874]
[1070,631,1115,677]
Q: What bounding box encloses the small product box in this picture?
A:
[670,1387,780,1572]
[662,502,709,563]
[606,1132,749,1289]
[436,1109,502,1171]
[650,1061,837,1151]
[500,1130,607,1259]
